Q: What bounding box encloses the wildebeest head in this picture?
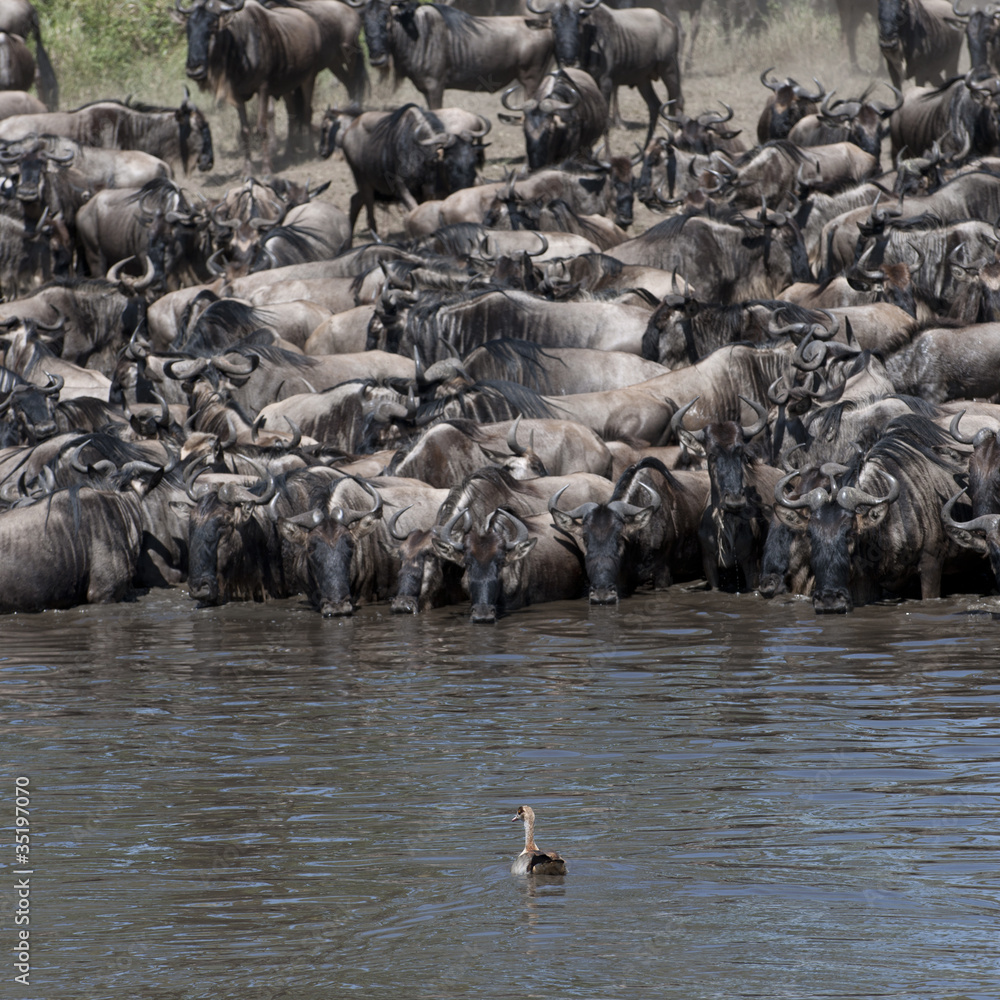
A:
[359,0,419,68]
[548,479,659,604]
[672,396,768,513]
[531,0,599,69]
[736,201,814,286]
[758,68,825,142]
[774,466,900,613]
[175,0,246,86]
[383,505,463,615]
[944,410,1000,579]
[185,454,278,605]
[175,88,214,172]
[661,102,744,156]
[277,479,383,617]
[0,366,63,444]
[319,107,358,159]
[432,507,536,622]
[502,71,583,172]
[952,2,1000,73]
[813,84,901,159]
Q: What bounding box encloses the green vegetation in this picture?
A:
[35,0,187,106]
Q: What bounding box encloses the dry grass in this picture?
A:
[33,1,951,238]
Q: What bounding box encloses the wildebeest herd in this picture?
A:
[7,0,1000,621]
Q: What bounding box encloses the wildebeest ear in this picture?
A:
[278,518,309,546]
[523,17,549,27]
[348,513,382,541]
[678,429,706,457]
[578,176,604,195]
[431,534,465,565]
[773,504,810,531]
[169,9,187,25]
[624,506,654,534]
[855,503,890,532]
[169,499,193,514]
[549,508,582,535]
[507,535,537,563]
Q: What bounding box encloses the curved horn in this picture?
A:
[774,470,832,511]
[174,0,199,15]
[387,504,414,541]
[942,487,1000,537]
[669,397,706,443]
[949,409,976,445]
[792,77,826,103]
[501,85,530,114]
[873,83,903,117]
[526,231,548,257]
[185,461,213,502]
[793,331,828,372]
[507,414,526,456]
[438,507,469,551]
[341,479,383,526]
[217,456,276,505]
[760,67,781,92]
[106,255,137,284]
[212,352,259,377]
[836,473,901,512]
[206,248,228,277]
[548,483,599,522]
[738,396,767,441]
[40,372,63,396]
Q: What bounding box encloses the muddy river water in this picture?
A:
[4,586,1000,999]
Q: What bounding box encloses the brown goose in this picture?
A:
[510,805,568,876]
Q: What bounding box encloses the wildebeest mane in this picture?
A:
[260,223,339,260]
[415,378,553,428]
[126,177,184,208]
[466,338,561,390]
[614,456,684,501]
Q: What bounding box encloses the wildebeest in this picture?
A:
[355,0,554,109]
[947,0,1000,77]
[548,457,707,601]
[529,0,683,146]
[757,69,826,143]
[174,0,367,172]
[0,31,33,94]
[671,396,779,591]
[75,179,205,291]
[431,503,593,621]
[0,0,56,108]
[0,94,214,173]
[889,74,1000,160]
[0,469,166,612]
[832,0,875,70]
[878,0,963,90]
[500,67,608,169]
[609,207,813,304]
[773,414,966,612]
[788,85,902,161]
[324,104,483,238]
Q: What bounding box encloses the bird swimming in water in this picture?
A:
[510,804,568,875]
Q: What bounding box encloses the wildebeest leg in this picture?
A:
[699,513,719,590]
[684,8,700,75]
[637,79,664,148]
[918,550,944,600]
[257,85,274,175]
[235,98,254,175]
[424,80,445,110]
[348,189,370,244]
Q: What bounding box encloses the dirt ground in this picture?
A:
[171,6,928,240]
